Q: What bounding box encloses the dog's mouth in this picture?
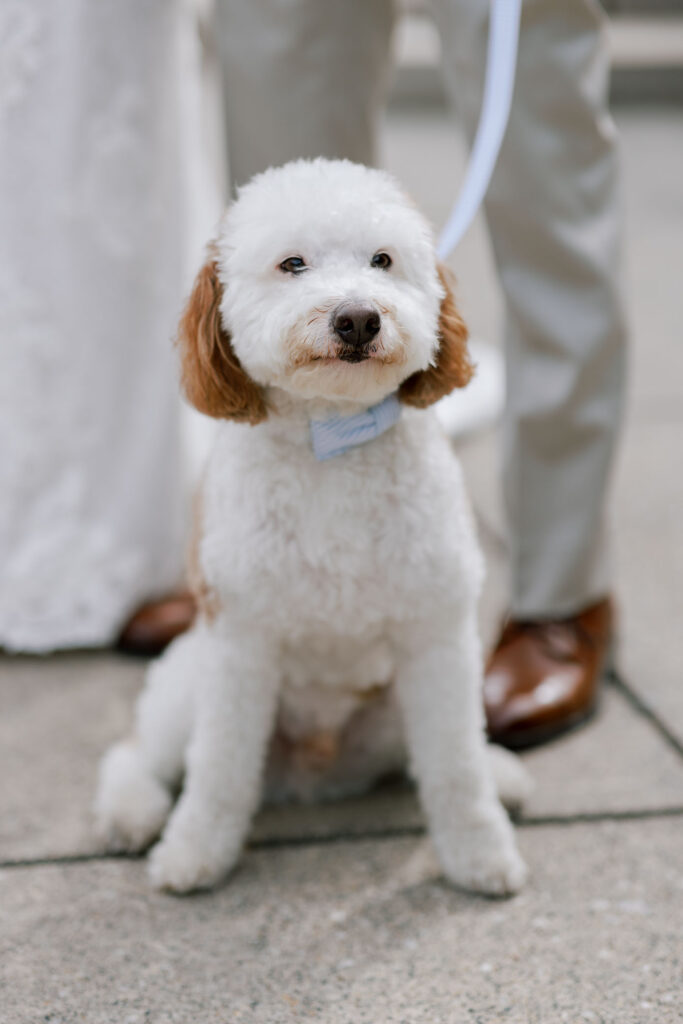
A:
[336,345,374,364]
[308,344,385,367]
[317,349,373,365]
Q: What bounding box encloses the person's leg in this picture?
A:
[433,0,626,616]
[214,0,395,188]
[431,0,626,744]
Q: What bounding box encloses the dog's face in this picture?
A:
[179,159,471,422]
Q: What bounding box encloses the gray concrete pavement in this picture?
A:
[3,654,682,862]
[2,821,682,1024]
[2,109,683,1022]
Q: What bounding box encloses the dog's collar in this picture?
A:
[309,393,401,461]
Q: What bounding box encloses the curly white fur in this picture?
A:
[95,159,529,895]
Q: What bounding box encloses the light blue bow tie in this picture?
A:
[309,393,401,461]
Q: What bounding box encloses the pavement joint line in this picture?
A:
[609,670,683,759]
[2,806,682,871]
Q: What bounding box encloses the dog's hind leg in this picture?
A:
[487,744,533,813]
[147,626,280,893]
[394,611,528,897]
[95,628,200,852]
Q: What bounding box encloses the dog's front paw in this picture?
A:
[434,811,528,897]
[442,841,528,897]
[147,824,241,894]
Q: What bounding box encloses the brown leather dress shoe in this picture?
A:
[117,592,197,657]
[484,597,615,750]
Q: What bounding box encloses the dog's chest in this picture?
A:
[201,418,478,639]
[258,475,408,627]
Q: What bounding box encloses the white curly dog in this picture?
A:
[96,158,530,895]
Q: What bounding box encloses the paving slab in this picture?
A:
[0,653,142,863]
[612,418,683,746]
[619,112,683,418]
[2,818,682,1024]
[3,651,682,863]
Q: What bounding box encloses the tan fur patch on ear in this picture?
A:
[399,264,473,409]
[178,245,267,424]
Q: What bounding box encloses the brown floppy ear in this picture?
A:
[398,264,473,408]
[177,246,267,423]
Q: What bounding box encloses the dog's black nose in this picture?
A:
[332,303,381,355]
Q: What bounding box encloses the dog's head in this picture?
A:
[179,159,472,421]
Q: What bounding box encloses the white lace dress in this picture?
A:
[0,1,192,651]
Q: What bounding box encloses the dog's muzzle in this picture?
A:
[331,302,381,363]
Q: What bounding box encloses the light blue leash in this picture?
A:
[437,0,523,259]
[311,0,523,461]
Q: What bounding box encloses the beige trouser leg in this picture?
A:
[431,0,627,617]
[214,0,395,188]
[215,0,627,618]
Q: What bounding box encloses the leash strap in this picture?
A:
[437,0,522,259]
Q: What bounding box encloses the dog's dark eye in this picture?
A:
[371,252,392,270]
[279,256,307,274]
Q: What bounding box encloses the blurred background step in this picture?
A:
[390,1,683,107]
